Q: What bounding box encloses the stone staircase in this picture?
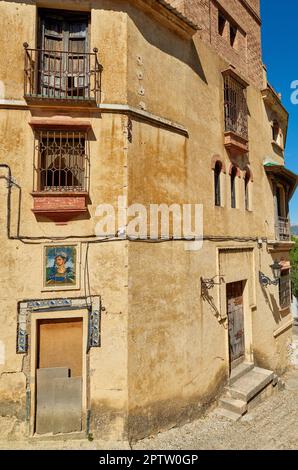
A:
[216,363,281,421]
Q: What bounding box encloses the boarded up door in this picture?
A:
[36,318,83,435]
[227,281,245,368]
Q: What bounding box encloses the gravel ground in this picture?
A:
[0,374,297,450]
[134,377,298,450]
[0,329,297,450]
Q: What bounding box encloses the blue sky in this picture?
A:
[261,0,298,224]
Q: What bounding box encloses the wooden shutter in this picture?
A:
[40,16,64,97]
[67,19,88,97]
[39,12,88,98]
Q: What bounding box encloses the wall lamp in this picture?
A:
[201,275,225,291]
[259,260,282,287]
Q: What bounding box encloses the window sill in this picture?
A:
[31,192,88,222]
[224,131,249,156]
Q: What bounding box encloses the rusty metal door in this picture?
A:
[227,281,245,368]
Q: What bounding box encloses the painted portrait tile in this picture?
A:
[44,245,77,288]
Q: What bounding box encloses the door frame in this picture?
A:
[224,279,254,375]
[227,280,245,370]
[30,309,88,436]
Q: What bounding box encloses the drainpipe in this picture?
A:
[0,163,21,240]
[0,164,12,239]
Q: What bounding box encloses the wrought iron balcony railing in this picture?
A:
[24,43,102,103]
[276,216,291,242]
[224,73,248,141]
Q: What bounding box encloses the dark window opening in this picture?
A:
[214,161,222,206]
[272,120,280,142]
[244,170,250,210]
[231,166,237,208]
[276,186,285,218]
[230,23,237,47]
[218,12,226,36]
[279,270,291,309]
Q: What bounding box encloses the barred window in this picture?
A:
[224,74,248,141]
[34,130,89,192]
[279,269,291,309]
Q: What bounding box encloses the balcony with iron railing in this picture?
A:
[276,216,291,242]
[24,43,102,104]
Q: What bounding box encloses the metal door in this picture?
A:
[227,281,245,367]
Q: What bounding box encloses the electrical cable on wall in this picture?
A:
[0,163,266,246]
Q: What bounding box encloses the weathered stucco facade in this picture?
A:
[0,0,297,442]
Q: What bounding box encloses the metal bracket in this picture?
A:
[259,271,279,288]
[201,275,225,291]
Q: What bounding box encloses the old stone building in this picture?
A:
[0,0,297,442]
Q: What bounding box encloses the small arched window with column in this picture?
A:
[212,156,226,207]
[230,165,238,208]
[214,161,222,206]
[244,167,253,211]
[272,119,283,149]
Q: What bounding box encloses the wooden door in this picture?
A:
[39,12,88,98]
[35,318,83,435]
[40,16,64,98]
[227,281,245,368]
[67,19,89,98]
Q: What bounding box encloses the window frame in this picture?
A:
[279,269,291,310]
[214,161,222,207]
[244,169,251,211]
[33,128,90,193]
[230,166,238,209]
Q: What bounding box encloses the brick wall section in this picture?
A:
[168,0,263,89]
[245,0,260,14]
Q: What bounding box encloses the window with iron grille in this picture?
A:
[34,130,89,192]
[279,270,291,309]
[224,74,248,140]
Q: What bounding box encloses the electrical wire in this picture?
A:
[0,163,265,245]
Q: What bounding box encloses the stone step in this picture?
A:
[229,362,254,385]
[215,408,242,422]
[225,367,274,402]
[219,397,247,415]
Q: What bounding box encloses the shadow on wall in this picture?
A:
[260,282,287,324]
[3,0,207,83]
[94,0,208,84]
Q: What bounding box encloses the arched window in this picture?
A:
[231,166,237,208]
[272,120,279,142]
[276,185,286,218]
[214,161,222,206]
[244,169,251,211]
[272,120,283,148]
